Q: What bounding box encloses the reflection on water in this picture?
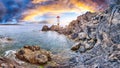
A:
[0,24,74,54]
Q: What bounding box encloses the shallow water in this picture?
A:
[0,24,74,54]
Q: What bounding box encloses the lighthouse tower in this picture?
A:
[56,16,60,26]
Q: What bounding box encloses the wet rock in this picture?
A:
[2,48,69,68]
[0,57,23,68]
[24,45,40,51]
[50,25,60,31]
[0,36,14,43]
[42,25,50,31]
[15,45,52,65]
[6,38,13,41]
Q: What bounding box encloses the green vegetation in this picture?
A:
[39,65,44,68]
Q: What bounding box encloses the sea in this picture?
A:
[0,23,74,55]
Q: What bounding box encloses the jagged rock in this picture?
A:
[110,24,120,44]
[70,5,120,68]
[50,25,60,31]
[86,39,97,49]
[109,51,120,62]
[108,44,120,62]
[42,25,50,31]
[40,4,120,68]
[23,45,40,51]
[0,36,13,43]
[71,42,80,51]
[78,32,88,40]
[2,47,70,68]
[113,44,120,51]
[71,38,97,53]
[79,44,86,53]
[0,57,23,68]
[15,45,52,65]
[71,33,78,39]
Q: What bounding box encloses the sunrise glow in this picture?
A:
[22,0,104,26]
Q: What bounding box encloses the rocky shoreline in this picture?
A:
[0,45,72,68]
[0,3,120,68]
[42,4,120,68]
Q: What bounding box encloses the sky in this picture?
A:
[0,0,110,26]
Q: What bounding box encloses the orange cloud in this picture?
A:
[70,0,96,12]
[32,0,48,4]
[22,0,107,22]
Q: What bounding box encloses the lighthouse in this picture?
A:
[56,16,60,26]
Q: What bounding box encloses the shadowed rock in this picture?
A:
[71,42,80,51]
[42,25,50,31]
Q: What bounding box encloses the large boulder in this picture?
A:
[71,38,97,53]
[15,45,52,65]
[42,25,50,31]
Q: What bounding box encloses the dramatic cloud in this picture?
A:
[0,0,30,23]
[23,0,108,22]
[0,0,116,24]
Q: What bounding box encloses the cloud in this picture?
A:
[32,0,48,4]
[0,0,31,23]
[22,0,108,22]
[0,0,110,24]
[0,2,6,21]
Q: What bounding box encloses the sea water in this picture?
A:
[0,24,74,54]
